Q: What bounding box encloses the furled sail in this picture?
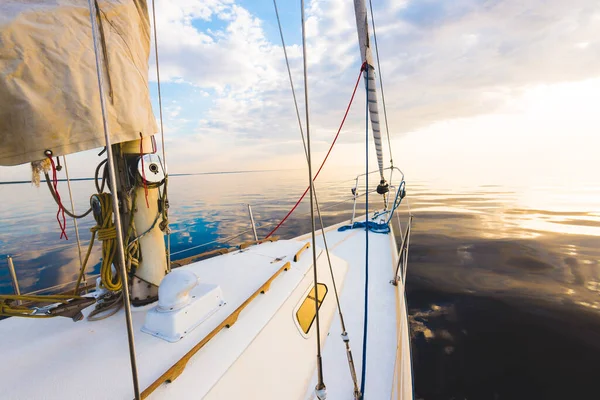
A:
[0,0,157,166]
[353,0,386,181]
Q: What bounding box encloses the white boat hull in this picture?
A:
[0,213,412,399]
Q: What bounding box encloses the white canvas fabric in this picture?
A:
[0,0,157,166]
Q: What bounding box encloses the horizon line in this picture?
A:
[0,168,302,185]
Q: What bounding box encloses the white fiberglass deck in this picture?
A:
[0,214,411,400]
[300,216,412,400]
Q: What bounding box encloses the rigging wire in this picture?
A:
[272,1,360,395]
[170,188,377,253]
[170,189,379,258]
[72,227,98,295]
[62,155,85,285]
[360,65,370,397]
[315,192,361,398]
[85,0,140,396]
[150,0,171,272]
[170,228,254,257]
[300,0,326,397]
[367,0,394,168]
[272,0,305,144]
[264,65,364,239]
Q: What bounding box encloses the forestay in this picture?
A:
[0,0,157,166]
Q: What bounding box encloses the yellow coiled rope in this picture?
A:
[0,294,85,318]
[1,193,142,319]
[94,193,121,292]
[0,193,114,317]
[70,192,142,295]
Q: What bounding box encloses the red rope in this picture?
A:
[264,64,366,239]
[140,134,150,208]
[48,156,69,240]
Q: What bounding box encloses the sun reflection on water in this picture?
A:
[0,170,598,307]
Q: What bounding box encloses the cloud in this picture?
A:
[152,1,284,92]
[2,0,599,181]
[374,0,600,132]
[148,0,388,174]
[155,0,600,159]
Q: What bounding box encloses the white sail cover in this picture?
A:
[0,0,157,166]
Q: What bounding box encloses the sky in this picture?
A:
[1,0,599,186]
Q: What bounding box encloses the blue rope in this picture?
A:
[384,180,406,224]
[338,220,390,234]
[360,65,370,398]
[338,180,405,233]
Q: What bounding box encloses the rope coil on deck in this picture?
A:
[0,294,87,318]
[93,193,121,292]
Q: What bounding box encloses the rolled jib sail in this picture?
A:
[353,0,386,181]
[0,0,157,166]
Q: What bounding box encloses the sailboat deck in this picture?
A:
[299,218,405,399]
[0,215,409,399]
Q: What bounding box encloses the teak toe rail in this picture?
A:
[171,237,280,268]
[294,242,310,262]
[141,261,291,399]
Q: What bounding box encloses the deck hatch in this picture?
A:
[296,283,328,334]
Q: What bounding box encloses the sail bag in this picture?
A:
[0,0,157,166]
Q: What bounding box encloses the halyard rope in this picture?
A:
[264,63,365,239]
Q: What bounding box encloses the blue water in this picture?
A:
[1,169,599,399]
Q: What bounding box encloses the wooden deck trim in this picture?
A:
[141,261,291,399]
[293,242,310,262]
[171,248,231,268]
[238,236,279,250]
[172,237,281,268]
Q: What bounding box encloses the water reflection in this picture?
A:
[404,180,599,399]
[1,170,599,398]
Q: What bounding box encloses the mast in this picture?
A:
[353,0,389,192]
[116,139,168,305]
[0,1,168,302]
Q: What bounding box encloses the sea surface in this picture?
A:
[0,169,598,399]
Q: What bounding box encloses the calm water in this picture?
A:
[0,169,598,399]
